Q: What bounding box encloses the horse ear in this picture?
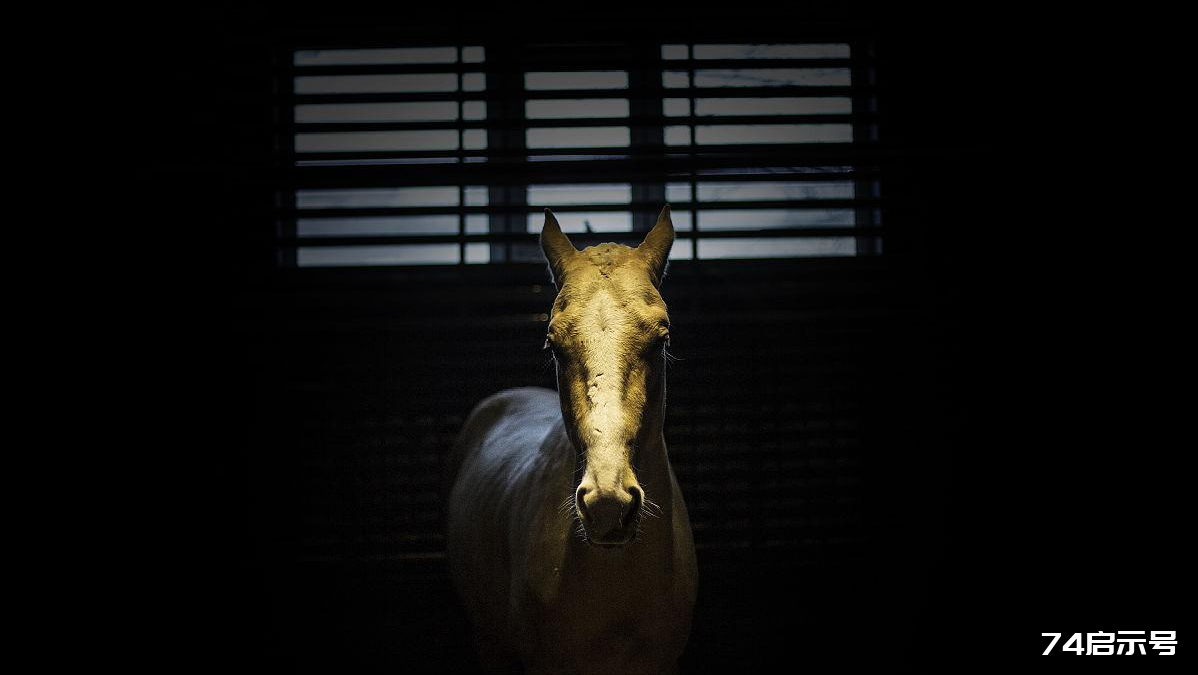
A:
[638,204,675,285]
[540,208,577,284]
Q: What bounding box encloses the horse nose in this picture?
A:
[576,483,643,543]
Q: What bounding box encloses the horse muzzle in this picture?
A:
[576,482,643,546]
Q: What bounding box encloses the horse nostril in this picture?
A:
[623,486,643,529]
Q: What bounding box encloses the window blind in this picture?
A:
[277,39,882,266]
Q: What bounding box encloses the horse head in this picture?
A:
[540,205,675,546]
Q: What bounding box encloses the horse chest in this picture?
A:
[517,550,686,674]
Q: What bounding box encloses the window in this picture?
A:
[278,40,881,267]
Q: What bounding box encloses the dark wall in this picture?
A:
[136,5,1188,673]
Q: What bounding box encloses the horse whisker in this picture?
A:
[642,495,665,518]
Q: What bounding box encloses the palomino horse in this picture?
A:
[446,205,697,675]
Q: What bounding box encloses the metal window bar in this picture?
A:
[687,43,699,261]
[276,44,299,268]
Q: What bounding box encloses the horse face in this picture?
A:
[541,207,674,545]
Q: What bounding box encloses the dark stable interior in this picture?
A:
[134,5,1187,672]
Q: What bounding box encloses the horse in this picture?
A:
[445,205,697,675]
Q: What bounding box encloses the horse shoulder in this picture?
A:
[448,388,575,636]
[447,390,559,563]
[508,422,576,613]
[449,388,561,499]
